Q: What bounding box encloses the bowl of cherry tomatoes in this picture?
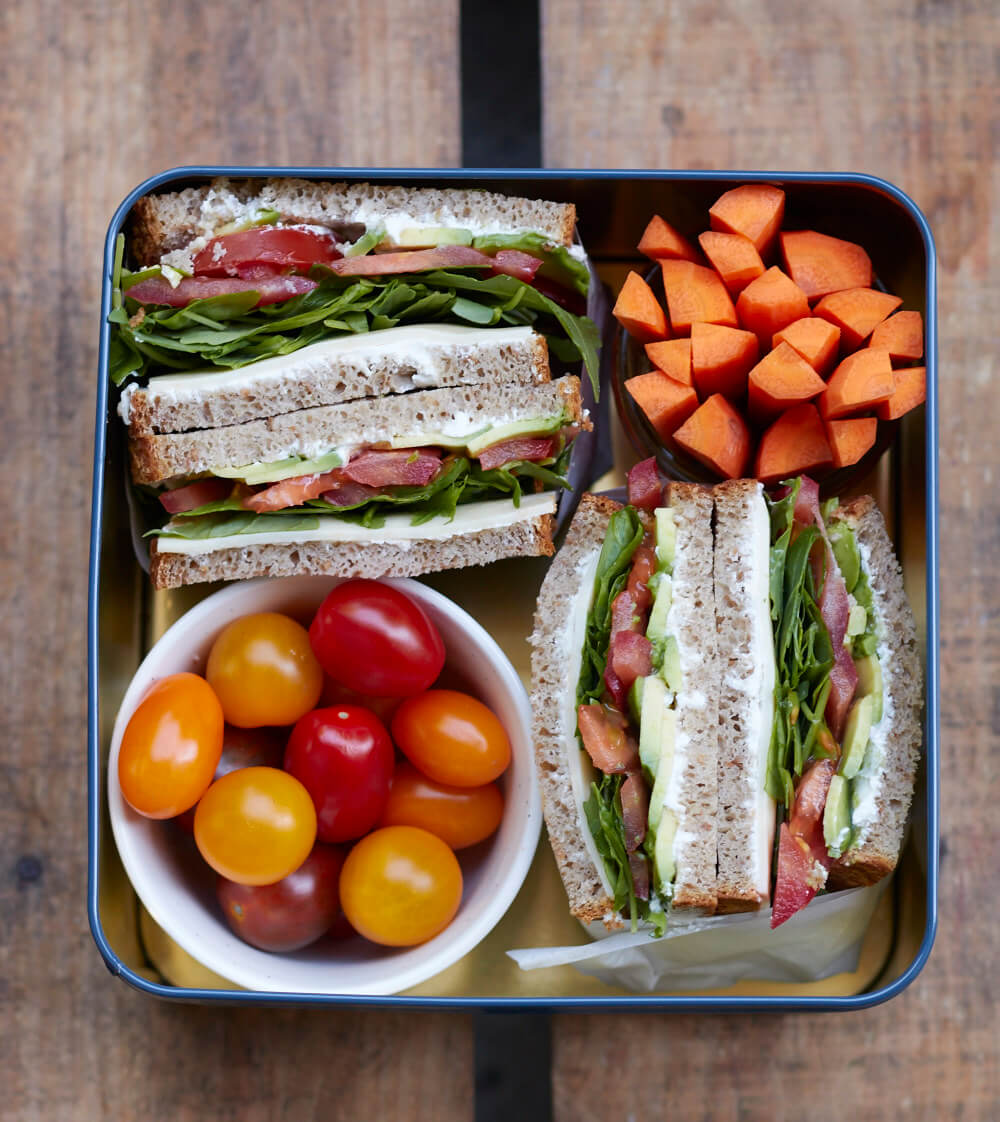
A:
[107,575,541,996]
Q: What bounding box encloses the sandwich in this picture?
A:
[529,460,922,932]
[109,176,600,415]
[109,178,601,587]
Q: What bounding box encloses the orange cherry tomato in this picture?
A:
[391,689,511,787]
[206,612,323,728]
[194,767,316,886]
[378,762,504,849]
[118,673,224,819]
[339,826,462,946]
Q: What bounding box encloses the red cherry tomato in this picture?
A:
[175,725,287,833]
[216,844,345,952]
[391,689,511,787]
[206,612,323,728]
[339,826,463,946]
[378,762,504,849]
[308,580,445,697]
[118,673,224,818]
[194,767,316,885]
[283,706,395,843]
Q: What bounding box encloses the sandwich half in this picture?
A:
[530,463,923,933]
[110,177,600,415]
[142,376,585,590]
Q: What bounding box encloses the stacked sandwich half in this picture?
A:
[531,464,922,932]
[111,178,599,589]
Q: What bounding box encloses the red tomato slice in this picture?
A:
[771,822,820,928]
[609,630,654,691]
[341,449,442,487]
[127,274,317,308]
[477,437,555,471]
[192,227,341,277]
[627,457,662,511]
[159,478,233,514]
[489,249,543,282]
[243,470,343,513]
[577,703,639,775]
[328,246,494,276]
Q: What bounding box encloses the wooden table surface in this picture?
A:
[2,2,995,1118]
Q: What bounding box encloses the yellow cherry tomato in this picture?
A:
[206,612,323,727]
[194,767,316,885]
[118,673,224,819]
[339,826,462,946]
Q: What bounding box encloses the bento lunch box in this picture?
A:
[88,167,938,1010]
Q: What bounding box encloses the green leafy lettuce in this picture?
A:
[151,447,573,540]
[109,253,600,397]
[765,480,835,807]
[574,507,666,933]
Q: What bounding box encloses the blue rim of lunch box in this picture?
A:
[88,166,939,1011]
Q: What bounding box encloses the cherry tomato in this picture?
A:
[379,762,504,849]
[118,673,224,819]
[391,689,511,787]
[206,612,323,728]
[309,580,445,697]
[339,826,462,946]
[216,844,345,952]
[284,706,394,843]
[175,725,287,833]
[194,767,316,885]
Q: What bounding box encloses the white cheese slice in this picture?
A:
[155,492,556,556]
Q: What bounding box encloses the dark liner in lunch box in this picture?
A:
[88,166,938,1011]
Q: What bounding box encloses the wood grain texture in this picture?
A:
[543,2,997,1120]
[0,3,466,1121]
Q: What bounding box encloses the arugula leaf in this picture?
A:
[577,506,644,707]
[153,511,322,540]
[584,777,638,929]
[111,268,601,395]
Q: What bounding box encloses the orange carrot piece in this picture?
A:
[773,317,841,377]
[814,288,903,352]
[876,366,927,420]
[672,393,751,479]
[690,322,759,400]
[613,271,669,344]
[709,184,786,258]
[638,215,700,263]
[779,230,873,301]
[625,371,699,439]
[660,260,738,335]
[748,342,827,419]
[754,404,833,484]
[697,230,765,294]
[825,417,878,469]
[819,349,895,419]
[645,339,693,386]
[736,266,811,347]
[869,310,924,363]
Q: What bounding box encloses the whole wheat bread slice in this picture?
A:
[827,496,923,889]
[120,326,551,437]
[529,493,622,927]
[130,376,584,485]
[150,507,555,590]
[130,177,577,266]
[664,482,719,914]
[712,479,775,913]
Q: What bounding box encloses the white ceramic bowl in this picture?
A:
[107,575,541,996]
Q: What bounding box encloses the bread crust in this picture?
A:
[150,511,554,589]
[827,496,923,890]
[128,177,577,262]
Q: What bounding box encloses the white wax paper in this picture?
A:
[508,881,887,993]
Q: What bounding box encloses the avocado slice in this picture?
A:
[654,507,677,570]
[214,448,344,485]
[823,774,853,857]
[393,226,474,247]
[659,635,682,692]
[838,695,873,780]
[648,707,677,836]
[638,675,667,778]
[847,603,867,637]
[829,524,860,593]
[646,573,672,653]
[464,415,565,455]
[628,676,645,726]
[855,653,884,723]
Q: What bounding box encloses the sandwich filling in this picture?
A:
[148,417,578,542]
[109,217,600,395]
[764,477,887,927]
